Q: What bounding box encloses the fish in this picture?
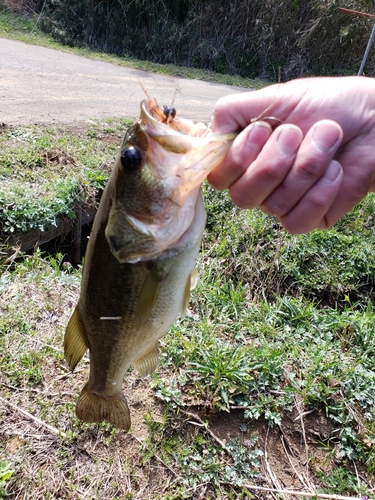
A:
[64,96,236,430]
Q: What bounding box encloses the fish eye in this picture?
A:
[163,105,176,119]
[120,146,142,171]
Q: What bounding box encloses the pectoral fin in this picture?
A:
[180,267,198,317]
[64,305,89,371]
[190,267,198,290]
[133,343,160,377]
[135,264,164,325]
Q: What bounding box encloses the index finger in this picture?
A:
[207,120,272,190]
[211,85,290,134]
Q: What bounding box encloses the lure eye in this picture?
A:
[163,105,176,119]
[120,146,142,171]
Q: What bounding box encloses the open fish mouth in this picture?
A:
[139,98,237,204]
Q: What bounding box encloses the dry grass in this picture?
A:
[0,259,172,499]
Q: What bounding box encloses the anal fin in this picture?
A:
[133,343,160,377]
[76,383,131,431]
[64,305,89,371]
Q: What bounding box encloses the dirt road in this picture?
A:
[0,38,249,125]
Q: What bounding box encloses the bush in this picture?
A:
[17,0,375,80]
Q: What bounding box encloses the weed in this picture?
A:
[150,375,184,409]
[7,0,374,80]
[187,345,255,410]
[176,434,262,489]
[0,121,124,238]
[0,462,14,498]
[0,7,259,88]
[317,466,369,497]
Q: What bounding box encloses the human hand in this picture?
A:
[208,76,375,233]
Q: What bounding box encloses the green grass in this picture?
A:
[0,119,132,237]
[0,8,375,496]
[0,5,262,238]
[0,461,14,498]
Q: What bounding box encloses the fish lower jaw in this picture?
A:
[107,239,154,263]
[108,238,182,264]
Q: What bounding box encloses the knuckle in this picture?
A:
[229,184,256,209]
[261,162,289,183]
[230,190,251,209]
[295,158,325,180]
[260,198,288,218]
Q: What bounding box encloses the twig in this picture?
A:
[31,338,63,352]
[185,482,210,494]
[280,433,309,491]
[1,382,73,398]
[338,7,375,19]
[1,382,40,394]
[0,396,66,439]
[294,396,312,491]
[263,427,284,499]
[3,245,22,266]
[352,460,361,491]
[279,425,297,457]
[221,482,366,499]
[180,409,231,453]
[293,409,315,421]
[28,0,48,35]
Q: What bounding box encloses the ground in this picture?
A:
[1,262,371,498]
[0,37,374,499]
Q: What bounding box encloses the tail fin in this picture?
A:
[76,384,131,431]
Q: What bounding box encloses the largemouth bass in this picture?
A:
[64,97,235,430]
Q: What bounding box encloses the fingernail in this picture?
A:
[276,127,302,155]
[322,160,342,184]
[246,122,272,150]
[248,121,272,139]
[312,124,341,151]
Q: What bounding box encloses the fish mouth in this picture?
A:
[139,99,237,203]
